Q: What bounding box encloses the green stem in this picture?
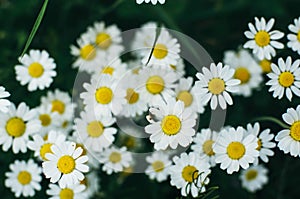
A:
[254,116,289,129]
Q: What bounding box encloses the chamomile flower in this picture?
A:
[169,152,211,198]
[73,108,117,152]
[266,56,300,101]
[244,17,284,60]
[42,141,89,187]
[287,17,300,55]
[191,129,218,167]
[46,183,86,199]
[0,102,41,153]
[223,49,263,97]
[246,122,275,164]
[15,49,56,91]
[27,130,66,161]
[5,159,42,198]
[99,146,133,175]
[145,151,172,182]
[275,105,300,157]
[240,165,268,193]
[80,74,126,116]
[213,127,259,174]
[136,0,166,5]
[195,62,240,110]
[145,98,196,150]
[0,86,11,113]
[35,105,60,137]
[81,171,100,198]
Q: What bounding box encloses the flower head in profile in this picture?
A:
[287,17,300,55]
[0,86,11,113]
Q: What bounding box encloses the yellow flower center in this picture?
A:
[202,140,215,156]
[259,59,272,73]
[95,87,113,104]
[60,188,74,199]
[256,139,262,151]
[227,142,246,160]
[181,165,198,183]
[96,33,112,49]
[39,114,51,127]
[208,78,225,95]
[290,121,300,141]
[152,161,165,172]
[80,44,96,60]
[51,100,65,114]
[57,155,75,174]
[176,91,193,107]
[6,117,26,137]
[146,75,165,94]
[245,169,258,181]
[101,66,115,75]
[87,121,104,137]
[28,62,44,78]
[297,31,300,42]
[234,67,251,84]
[255,31,270,47]
[153,43,168,59]
[109,152,122,163]
[17,171,32,185]
[125,88,139,104]
[40,143,53,161]
[161,115,181,136]
[278,72,294,87]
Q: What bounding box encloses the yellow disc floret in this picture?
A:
[6,117,26,137]
[87,121,104,137]
[28,62,44,78]
[278,72,294,87]
[95,87,113,104]
[177,91,193,107]
[17,171,32,185]
[96,33,112,49]
[290,121,300,141]
[161,115,181,136]
[234,67,251,84]
[57,155,75,174]
[80,44,96,60]
[153,44,168,59]
[227,142,246,160]
[146,75,165,94]
[255,31,270,47]
[181,165,198,183]
[208,78,225,95]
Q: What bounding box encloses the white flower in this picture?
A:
[275,105,300,157]
[244,17,284,60]
[213,127,259,174]
[46,183,86,199]
[145,151,172,182]
[15,49,57,91]
[5,159,42,198]
[169,152,211,198]
[0,86,11,113]
[73,108,117,152]
[195,62,240,110]
[42,141,89,187]
[287,17,300,55]
[191,128,218,167]
[266,56,300,101]
[240,165,268,193]
[80,74,126,116]
[246,122,275,164]
[0,102,41,153]
[145,98,196,150]
[99,146,133,175]
[223,49,263,97]
[136,0,166,5]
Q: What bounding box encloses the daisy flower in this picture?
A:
[0,102,41,153]
[195,62,240,110]
[27,130,66,161]
[169,152,211,198]
[168,58,186,78]
[142,27,180,66]
[145,151,172,182]
[73,108,117,152]
[42,141,89,187]
[191,128,218,167]
[213,127,259,174]
[46,183,86,199]
[80,74,126,116]
[275,105,300,157]
[99,146,133,175]
[35,105,60,137]
[244,17,284,60]
[259,59,272,73]
[15,49,57,91]
[136,0,166,5]
[266,56,300,101]
[246,122,275,164]
[80,171,100,198]
[5,159,42,198]
[287,17,300,55]
[145,98,196,150]
[223,49,263,97]
[240,164,268,193]
[0,86,11,113]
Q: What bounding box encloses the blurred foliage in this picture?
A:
[0,0,300,198]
